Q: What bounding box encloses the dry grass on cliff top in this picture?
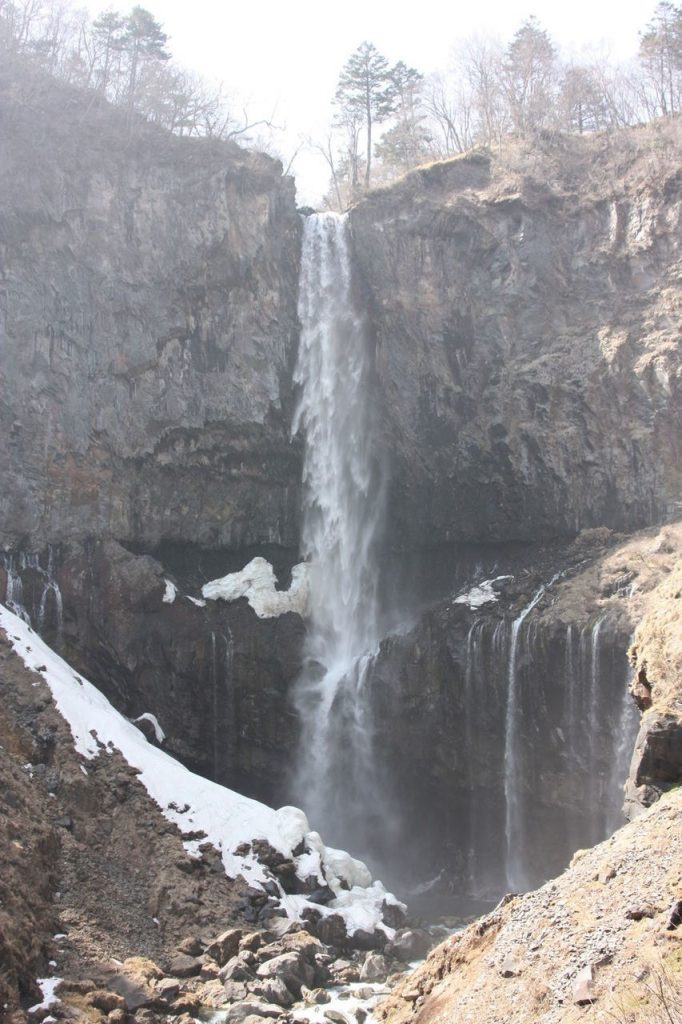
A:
[362,117,682,210]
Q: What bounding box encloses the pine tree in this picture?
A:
[376,61,430,172]
[91,10,125,97]
[120,6,170,114]
[334,41,396,190]
[503,17,557,134]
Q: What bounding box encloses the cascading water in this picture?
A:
[3,548,63,645]
[504,582,552,892]
[4,554,31,623]
[291,211,385,855]
[499,593,639,894]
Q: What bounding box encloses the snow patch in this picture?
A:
[162,579,177,604]
[133,712,166,744]
[0,604,397,936]
[453,575,513,609]
[28,978,63,1013]
[202,557,309,618]
[186,595,206,608]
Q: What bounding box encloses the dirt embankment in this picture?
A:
[378,789,682,1024]
[0,631,244,1020]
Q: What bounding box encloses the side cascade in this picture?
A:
[2,548,63,647]
[498,600,638,894]
[291,211,386,858]
[504,576,561,892]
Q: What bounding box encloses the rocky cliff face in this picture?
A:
[350,127,682,550]
[1,62,681,909]
[0,60,302,553]
[0,63,306,803]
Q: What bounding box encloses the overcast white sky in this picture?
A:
[82,0,658,203]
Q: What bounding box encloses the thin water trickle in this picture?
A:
[504,574,563,892]
[504,584,547,891]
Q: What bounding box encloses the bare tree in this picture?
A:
[639,1,682,116]
[423,72,472,155]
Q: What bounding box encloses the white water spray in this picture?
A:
[291,212,385,848]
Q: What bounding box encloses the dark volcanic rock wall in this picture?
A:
[0,540,303,803]
[0,62,302,552]
[367,560,636,897]
[350,130,682,549]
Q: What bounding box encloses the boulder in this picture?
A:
[572,965,595,1005]
[248,977,294,1008]
[222,981,249,1003]
[205,928,243,966]
[385,929,435,963]
[329,960,359,984]
[200,961,220,980]
[240,933,263,953]
[222,999,283,1021]
[219,955,257,984]
[167,954,201,978]
[314,914,348,948]
[324,1010,350,1024]
[256,951,315,996]
[176,936,204,957]
[259,931,325,964]
[667,899,682,930]
[360,953,389,981]
[307,886,336,906]
[265,917,300,940]
[350,929,386,951]
[154,978,180,1001]
[381,900,407,929]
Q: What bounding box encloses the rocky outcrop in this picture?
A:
[0,58,302,553]
[376,786,682,1024]
[626,552,682,816]
[350,126,682,549]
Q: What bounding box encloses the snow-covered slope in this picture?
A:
[0,604,401,936]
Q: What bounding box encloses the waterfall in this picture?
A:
[210,632,219,779]
[464,618,482,893]
[504,584,548,891]
[291,212,385,852]
[4,554,31,623]
[3,548,63,644]
[503,575,563,892]
[607,641,639,834]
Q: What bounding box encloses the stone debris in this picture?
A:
[572,965,595,1005]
